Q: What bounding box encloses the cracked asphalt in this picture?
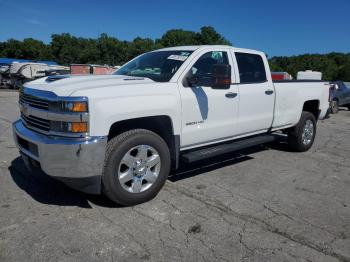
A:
[0,90,349,262]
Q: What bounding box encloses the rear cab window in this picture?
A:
[235,52,267,84]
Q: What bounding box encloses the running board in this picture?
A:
[181,135,276,163]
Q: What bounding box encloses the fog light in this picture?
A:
[69,122,88,133]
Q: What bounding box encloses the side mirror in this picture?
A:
[187,75,199,87]
[211,64,231,89]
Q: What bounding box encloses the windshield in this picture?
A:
[114,50,193,82]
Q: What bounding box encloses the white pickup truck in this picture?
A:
[13,45,331,205]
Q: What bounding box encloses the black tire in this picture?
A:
[330,99,339,114]
[287,111,316,152]
[102,129,171,206]
[347,105,350,111]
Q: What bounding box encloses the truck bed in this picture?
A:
[272,80,330,130]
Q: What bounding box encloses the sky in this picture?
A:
[0,0,349,57]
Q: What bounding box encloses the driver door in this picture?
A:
[178,49,239,148]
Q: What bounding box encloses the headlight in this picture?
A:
[61,101,88,112]
[51,99,89,135]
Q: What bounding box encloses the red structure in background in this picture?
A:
[70,64,116,75]
[271,72,293,81]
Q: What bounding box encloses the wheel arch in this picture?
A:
[302,100,320,120]
[108,116,180,170]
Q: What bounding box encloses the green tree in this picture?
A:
[337,62,350,81]
[128,37,155,60]
[97,33,128,65]
[50,33,81,64]
[198,26,231,45]
[77,38,100,64]
[157,29,199,47]
[21,38,53,60]
[270,53,350,81]
[269,61,283,72]
[1,26,349,81]
[0,39,25,58]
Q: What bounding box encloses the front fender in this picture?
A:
[73,85,182,137]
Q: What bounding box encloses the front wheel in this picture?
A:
[102,129,171,206]
[287,111,316,152]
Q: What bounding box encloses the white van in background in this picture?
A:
[297,70,322,80]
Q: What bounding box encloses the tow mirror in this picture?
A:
[187,75,199,87]
[211,64,231,89]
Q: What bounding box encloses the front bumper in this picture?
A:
[13,120,107,194]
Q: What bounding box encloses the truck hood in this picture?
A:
[24,74,155,96]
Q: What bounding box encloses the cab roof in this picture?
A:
[156,45,264,55]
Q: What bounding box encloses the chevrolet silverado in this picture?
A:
[13,45,331,205]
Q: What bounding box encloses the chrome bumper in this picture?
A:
[13,120,107,194]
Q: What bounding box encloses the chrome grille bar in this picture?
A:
[21,114,50,130]
[19,93,49,110]
[28,115,51,126]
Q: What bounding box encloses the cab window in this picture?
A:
[235,52,267,84]
[186,51,229,87]
[191,51,229,77]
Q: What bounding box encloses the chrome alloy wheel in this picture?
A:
[118,145,161,193]
[301,119,314,145]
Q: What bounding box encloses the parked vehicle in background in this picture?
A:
[329,81,350,113]
[271,71,292,81]
[0,65,10,88]
[13,45,331,206]
[0,58,31,88]
[0,65,10,73]
[1,59,119,89]
[0,58,68,89]
[297,70,322,80]
[7,62,69,89]
[9,62,50,88]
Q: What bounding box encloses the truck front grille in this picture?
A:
[21,113,50,133]
[19,93,49,110]
[18,88,89,138]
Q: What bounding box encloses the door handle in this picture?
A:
[265,89,274,95]
[225,92,238,98]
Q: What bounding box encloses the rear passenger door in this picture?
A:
[232,51,275,135]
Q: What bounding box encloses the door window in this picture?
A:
[187,51,229,87]
[235,52,267,84]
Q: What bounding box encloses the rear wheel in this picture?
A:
[330,99,339,114]
[347,105,350,111]
[287,111,316,152]
[102,129,171,206]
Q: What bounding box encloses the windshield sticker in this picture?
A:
[167,55,189,61]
